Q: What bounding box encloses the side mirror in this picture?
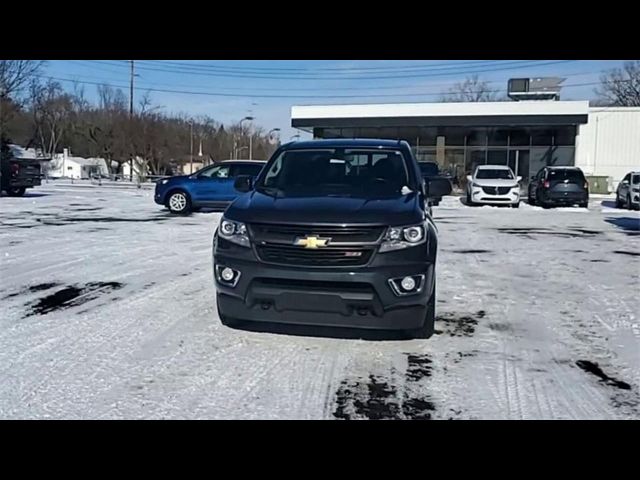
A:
[466,175,472,182]
[234,175,253,193]
[426,176,452,199]
[621,180,629,185]
[516,176,522,183]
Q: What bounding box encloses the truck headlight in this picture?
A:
[219,218,250,247]
[380,224,426,252]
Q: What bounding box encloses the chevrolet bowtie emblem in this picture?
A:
[294,235,331,249]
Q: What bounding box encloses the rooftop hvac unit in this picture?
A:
[508,77,565,101]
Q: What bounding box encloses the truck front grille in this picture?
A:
[256,245,373,267]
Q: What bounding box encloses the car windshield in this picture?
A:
[476,168,514,180]
[256,148,414,197]
[632,174,640,184]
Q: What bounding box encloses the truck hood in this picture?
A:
[225,190,424,225]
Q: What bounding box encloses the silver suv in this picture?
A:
[615,172,640,210]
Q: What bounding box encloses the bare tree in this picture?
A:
[595,61,640,107]
[440,75,498,102]
[29,79,75,156]
[0,60,44,98]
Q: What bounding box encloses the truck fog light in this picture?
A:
[216,265,241,287]
[401,276,416,291]
[221,267,235,282]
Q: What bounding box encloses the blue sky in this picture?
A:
[42,60,629,140]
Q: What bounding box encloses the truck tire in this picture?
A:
[7,187,26,197]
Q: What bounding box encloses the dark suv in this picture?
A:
[528,166,589,208]
[212,139,451,338]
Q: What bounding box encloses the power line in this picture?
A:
[46,67,605,93]
[35,74,613,100]
[83,60,577,81]
[92,59,535,73]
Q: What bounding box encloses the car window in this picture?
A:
[548,169,584,182]
[632,174,640,184]
[200,165,231,179]
[623,173,630,183]
[233,164,264,177]
[419,162,439,176]
[476,169,514,180]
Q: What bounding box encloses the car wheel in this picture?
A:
[7,187,26,197]
[528,194,536,206]
[466,190,474,206]
[628,194,633,210]
[615,193,624,209]
[580,201,589,209]
[511,201,520,208]
[407,278,436,340]
[166,190,191,214]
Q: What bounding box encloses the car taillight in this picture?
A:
[543,180,550,188]
[584,182,589,190]
[10,164,19,176]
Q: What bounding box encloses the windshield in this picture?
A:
[257,148,413,196]
[476,168,514,180]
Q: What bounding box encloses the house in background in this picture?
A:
[49,148,109,179]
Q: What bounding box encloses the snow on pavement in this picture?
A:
[1,184,639,419]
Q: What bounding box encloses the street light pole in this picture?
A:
[239,116,254,160]
[190,121,194,174]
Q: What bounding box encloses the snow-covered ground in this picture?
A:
[1,183,639,419]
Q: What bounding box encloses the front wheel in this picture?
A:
[166,190,191,215]
[511,201,520,208]
[407,279,436,340]
[7,187,26,197]
[579,201,588,209]
[615,194,624,209]
[466,190,474,206]
[628,194,634,210]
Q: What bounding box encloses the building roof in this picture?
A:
[291,101,590,130]
[280,138,407,150]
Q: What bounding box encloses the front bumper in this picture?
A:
[213,238,434,330]
[471,186,519,205]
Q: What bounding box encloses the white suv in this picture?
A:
[466,165,522,208]
[616,172,640,210]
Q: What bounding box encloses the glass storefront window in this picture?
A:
[488,129,509,146]
[467,128,487,146]
[487,149,508,165]
[552,127,576,146]
[510,129,530,146]
[531,129,553,146]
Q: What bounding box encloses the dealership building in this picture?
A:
[291,101,640,190]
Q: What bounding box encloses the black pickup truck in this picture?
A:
[212,138,451,339]
[1,143,45,196]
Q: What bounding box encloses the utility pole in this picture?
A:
[129,60,134,182]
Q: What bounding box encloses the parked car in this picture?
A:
[615,171,640,210]
[417,161,451,207]
[0,148,45,197]
[528,166,589,208]
[466,165,521,208]
[154,160,266,214]
[212,139,451,339]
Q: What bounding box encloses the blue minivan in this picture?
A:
[155,160,266,214]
